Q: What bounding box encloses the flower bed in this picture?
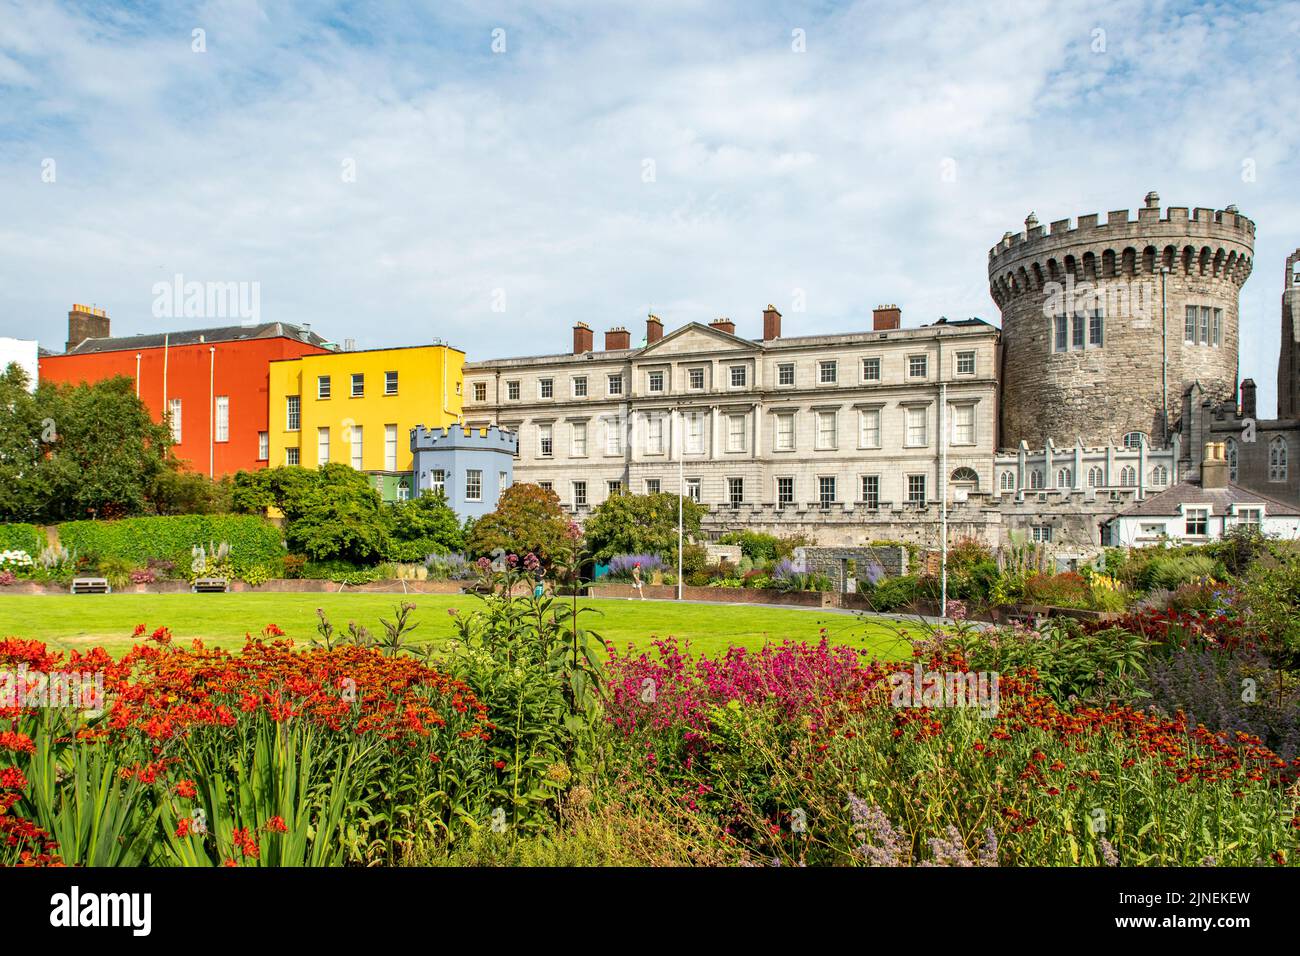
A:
[1,628,494,866]
[604,636,1300,866]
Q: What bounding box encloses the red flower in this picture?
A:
[493,759,507,770]
[265,816,289,833]
[175,779,197,799]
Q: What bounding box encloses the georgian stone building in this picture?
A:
[462,306,1000,543]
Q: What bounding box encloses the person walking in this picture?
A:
[630,561,646,600]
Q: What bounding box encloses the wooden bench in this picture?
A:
[191,577,230,593]
[70,577,111,595]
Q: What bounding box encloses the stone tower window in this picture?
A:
[1226,438,1238,481]
[1122,431,1146,449]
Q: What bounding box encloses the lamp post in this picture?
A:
[676,406,684,601]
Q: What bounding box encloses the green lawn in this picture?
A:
[0,593,917,661]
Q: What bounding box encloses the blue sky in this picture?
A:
[1,0,1298,418]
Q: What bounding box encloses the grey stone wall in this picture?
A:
[793,545,909,590]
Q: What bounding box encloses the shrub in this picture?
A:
[718,531,779,562]
[59,515,284,575]
[129,569,156,585]
[240,564,272,587]
[0,523,43,554]
[605,554,665,580]
[96,556,136,590]
[426,552,474,581]
[864,574,922,611]
[282,554,307,579]
[1022,571,1089,608]
[1143,553,1222,591]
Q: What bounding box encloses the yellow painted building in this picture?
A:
[268,344,465,501]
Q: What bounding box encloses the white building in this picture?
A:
[0,338,39,391]
[462,305,1001,542]
[1105,442,1300,546]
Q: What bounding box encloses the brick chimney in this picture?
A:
[646,314,663,345]
[67,303,110,352]
[872,304,901,331]
[605,326,630,350]
[1239,378,1256,418]
[1201,441,1228,489]
[762,304,782,340]
[573,322,593,355]
[709,317,736,336]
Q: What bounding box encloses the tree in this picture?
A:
[281,464,392,563]
[0,371,175,522]
[0,364,53,521]
[582,492,706,561]
[467,483,570,563]
[389,491,465,553]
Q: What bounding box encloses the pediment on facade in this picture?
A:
[638,323,759,358]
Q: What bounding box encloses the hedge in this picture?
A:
[0,523,44,555]
[58,515,285,572]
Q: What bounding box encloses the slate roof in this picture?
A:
[1117,479,1300,517]
[63,322,331,355]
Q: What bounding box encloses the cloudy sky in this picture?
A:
[2,0,1297,415]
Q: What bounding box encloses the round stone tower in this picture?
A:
[989,191,1254,449]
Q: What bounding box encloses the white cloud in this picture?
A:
[1,0,1297,418]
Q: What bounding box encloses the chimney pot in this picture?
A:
[1201,441,1229,489]
[762,304,782,340]
[709,317,736,336]
[604,326,631,351]
[573,322,594,355]
[645,314,663,345]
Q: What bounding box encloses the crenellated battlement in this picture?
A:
[990,191,1250,450]
[989,196,1255,268]
[410,422,519,454]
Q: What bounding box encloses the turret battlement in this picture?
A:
[989,194,1255,270]
[410,422,519,454]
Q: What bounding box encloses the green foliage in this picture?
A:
[388,491,465,554]
[719,531,779,562]
[1143,554,1222,591]
[59,515,284,575]
[467,483,571,563]
[937,618,1151,705]
[0,523,43,554]
[1238,553,1300,668]
[150,469,232,516]
[302,559,382,585]
[442,562,605,835]
[863,574,923,611]
[583,492,706,562]
[0,370,175,522]
[272,464,392,564]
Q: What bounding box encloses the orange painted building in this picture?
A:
[39,305,335,475]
